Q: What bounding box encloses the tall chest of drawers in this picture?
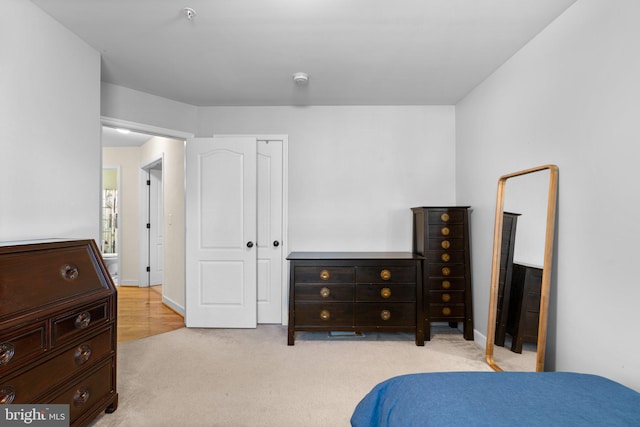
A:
[0,240,118,426]
[412,207,474,340]
[287,252,424,346]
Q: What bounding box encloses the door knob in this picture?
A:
[246,241,254,248]
[273,240,280,247]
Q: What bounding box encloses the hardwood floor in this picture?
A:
[116,285,185,343]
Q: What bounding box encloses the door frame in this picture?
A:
[139,155,164,288]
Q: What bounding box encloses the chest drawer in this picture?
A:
[294,267,355,283]
[294,283,354,302]
[52,300,110,347]
[426,250,466,264]
[429,304,466,319]
[294,302,353,326]
[355,303,416,327]
[429,290,465,305]
[0,327,113,404]
[427,278,467,291]
[356,284,415,302]
[0,322,46,374]
[427,224,465,239]
[427,238,466,251]
[356,266,416,284]
[427,209,466,225]
[426,263,467,278]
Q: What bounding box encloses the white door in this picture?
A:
[257,140,283,323]
[185,136,258,328]
[149,167,164,286]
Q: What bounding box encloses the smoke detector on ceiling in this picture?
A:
[183,7,196,20]
[292,72,309,85]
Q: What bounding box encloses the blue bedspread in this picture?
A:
[351,372,640,426]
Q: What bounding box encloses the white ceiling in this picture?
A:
[32,0,577,107]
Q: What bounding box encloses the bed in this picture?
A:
[351,372,640,426]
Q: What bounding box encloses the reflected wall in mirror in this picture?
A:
[486,165,558,372]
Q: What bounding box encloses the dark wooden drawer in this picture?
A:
[427,209,466,224]
[426,250,466,264]
[356,284,415,302]
[294,284,354,302]
[426,277,467,291]
[294,303,353,326]
[429,291,465,305]
[427,224,465,239]
[356,266,415,284]
[293,266,355,283]
[428,304,465,319]
[0,245,108,320]
[427,238,466,251]
[50,360,115,425]
[52,300,110,346]
[0,328,113,404]
[0,322,46,374]
[426,263,467,278]
[355,303,415,326]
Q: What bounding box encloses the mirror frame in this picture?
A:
[486,164,559,372]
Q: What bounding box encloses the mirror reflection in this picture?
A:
[486,165,558,372]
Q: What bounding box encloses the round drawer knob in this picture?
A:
[74,344,92,365]
[442,280,451,289]
[441,227,450,236]
[319,310,331,321]
[0,342,16,366]
[319,270,330,281]
[441,240,451,249]
[61,264,79,281]
[73,387,91,407]
[380,287,392,299]
[440,213,450,222]
[442,293,451,303]
[380,310,391,321]
[442,307,452,316]
[320,287,331,298]
[0,386,16,404]
[441,267,451,276]
[441,253,450,262]
[380,269,391,281]
[75,311,91,329]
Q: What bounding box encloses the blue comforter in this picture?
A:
[351,372,640,426]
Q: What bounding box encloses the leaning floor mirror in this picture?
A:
[486,164,559,372]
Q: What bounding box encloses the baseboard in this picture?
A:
[162,295,185,317]
[475,328,487,350]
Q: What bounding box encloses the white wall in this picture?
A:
[198,106,456,252]
[456,0,640,390]
[0,0,101,242]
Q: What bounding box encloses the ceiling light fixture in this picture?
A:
[292,72,309,85]
[183,7,196,21]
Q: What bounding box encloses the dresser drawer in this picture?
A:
[428,304,466,319]
[427,224,465,239]
[52,300,110,346]
[0,328,113,404]
[0,245,108,320]
[426,263,467,278]
[429,290,465,305]
[427,238,466,251]
[294,284,354,302]
[0,322,46,374]
[356,284,415,302]
[294,303,353,326]
[356,266,415,284]
[50,360,115,425]
[427,209,466,225]
[426,278,467,291]
[294,267,355,283]
[355,303,415,327]
[426,250,466,264]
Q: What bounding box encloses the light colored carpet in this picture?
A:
[90,325,491,427]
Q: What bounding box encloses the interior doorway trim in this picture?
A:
[139,155,164,288]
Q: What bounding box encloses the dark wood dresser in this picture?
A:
[287,252,424,346]
[411,207,474,340]
[506,263,542,353]
[495,212,520,347]
[0,239,118,426]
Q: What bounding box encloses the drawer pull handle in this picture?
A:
[441,227,450,236]
[380,287,391,299]
[380,310,391,321]
[380,269,391,281]
[442,280,451,289]
[73,387,91,407]
[441,267,451,276]
[319,270,330,281]
[319,310,331,321]
[74,344,92,365]
[441,253,451,262]
[75,311,92,329]
[440,213,450,222]
[442,307,452,316]
[320,287,331,298]
[0,342,15,366]
[61,264,79,281]
[441,240,451,249]
[0,386,16,404]
[442,293,451,302]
